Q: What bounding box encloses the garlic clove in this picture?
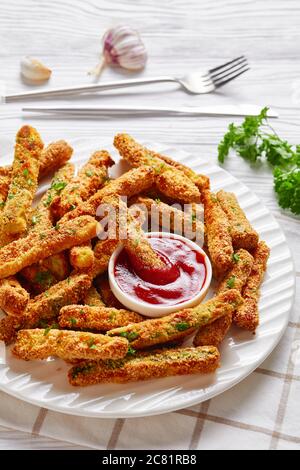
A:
[89,25,147,79]
[20,56,52,83]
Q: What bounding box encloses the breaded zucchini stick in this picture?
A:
[20,263,57,294]
[217,190,259,250]
[234,241,270,331]
[131,196,205,242]
[60,166,155,222]
[50,150,114,220]
[23,271,92,327]
[0,167,11,211]
[12,329,129,362]
[108,289,242,349]
[93,239,119,277]
[194,249,253,347]
[29,163,75,233]
[0,315,21,344]
[69,345,220,386]
[94,275,124,309]
[203,190,234,279]
[38,140,73,179]
[153,153,210,192]
[0,277,29,316]
[114,134,201,203]
[83,285,105,307]
[21,252,70,295]
[103,194,165,271]
[70,242,94,270]
[0,215,98,279]
[0,126,43,239]
[59,305,144,331]
[0,141,73,209]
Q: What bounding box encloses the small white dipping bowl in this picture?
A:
[108,232,212,318]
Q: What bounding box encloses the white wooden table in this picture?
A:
[0,0,299,450]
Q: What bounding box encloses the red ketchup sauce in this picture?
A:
[114,235,207,306]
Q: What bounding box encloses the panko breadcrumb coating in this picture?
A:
[0,140,73,207]
[70,242,94,270]
[194,249,253,347]
[102,195,165,271]
[0,215,98,279]
[94,275,124,309]
[152,152,210,192]
[0,315,21,344]
[28,163,75,233]
[83,286,105,307]
[131,196,205,243]
[203,190,234,279]
[12,328,129,362]
[108,290,243,349]
[60,166,155,222]
[38,140,73,179]
[217,190,259,251]
[50,150,114,220]
[0,277,29,316]
[59,305,144,331]
[93,239,119,277]
[234,241,270,331]
[0,126,43,242]
[114,133,201,203]
[68,346,220,386]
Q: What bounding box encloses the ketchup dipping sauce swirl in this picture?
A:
[109,232,212,318]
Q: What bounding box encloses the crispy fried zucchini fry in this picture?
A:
[108,290,242,349]
[0,315,21,344]
[217,190,259,250]
[203,190,234,279]
[20,252,71,295]
[0,167,11,212]
[131,196,204,242]
[83,286,105,307]
[70,242,94,270]
[93,239,119,277]
[68,346,220,386]
[22,271,92,328]
[114,133,201,203]
[152,153,210,192]
[0,215,98,279]
[39,140,73,179]
[0,126,43,240]
[194,249,253,347]
[234,241,270,331]
[42,252,70,280]
[51,150,113,220]
[0,141,73,206]
[109,195,165,270]
[12,329,129,361]
[59,305,144,331]
[60,166,155,222]
[20,263,57,294]
[94,274,124,309]
[0,277,29,316]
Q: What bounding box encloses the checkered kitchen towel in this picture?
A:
[0,288,299,450]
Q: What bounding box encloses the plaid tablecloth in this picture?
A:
[0,304,299,450]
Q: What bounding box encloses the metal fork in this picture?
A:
[4,56,249,102]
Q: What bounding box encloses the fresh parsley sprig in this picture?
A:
[218,107,300,215]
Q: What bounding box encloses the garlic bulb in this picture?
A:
[20,57,52,83]
[89,25,147,79]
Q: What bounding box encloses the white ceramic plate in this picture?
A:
[0,138,295,418]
